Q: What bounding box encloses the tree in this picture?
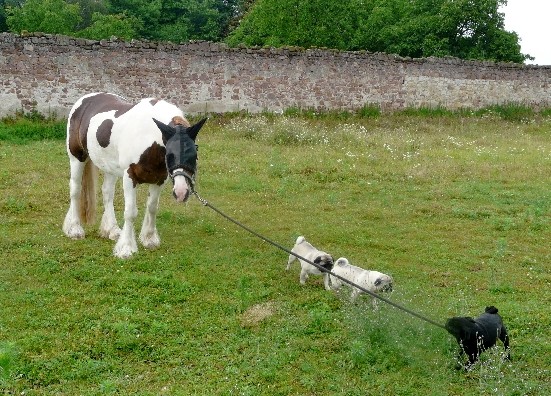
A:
[1,1,23,32]
[6,0,81,35]
[71,0,108,30]
[1,0,249,43]
[226,0,532,63]
[226,0,356,49]
[106,0,161,39]
[76,12,139,40]
[104,0,237,43]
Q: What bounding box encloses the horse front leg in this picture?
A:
[99,172,121,240]
[139,183,162,249]
[113,173,138,259]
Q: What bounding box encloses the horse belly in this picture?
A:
[88,139,124,176]
[86,112,126,176]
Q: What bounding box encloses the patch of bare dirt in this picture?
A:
[240,301,277,327]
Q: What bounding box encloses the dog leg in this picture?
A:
[323,273,331,290]
[350,288,360,302]
[500,327,511,360]
[453,349,467,370]
[286,254,296,270]
[329,275,341,290]
[371,296,379,310]
[299,269,308,285]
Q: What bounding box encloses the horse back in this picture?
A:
[67,93,187,186]
[67,92,134,162]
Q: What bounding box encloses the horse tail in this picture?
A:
[79,160,97,224]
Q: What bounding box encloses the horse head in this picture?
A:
[153,117,207,202]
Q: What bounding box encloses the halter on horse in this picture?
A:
[62,92,206,259]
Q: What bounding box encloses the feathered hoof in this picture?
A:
[100,225,121,241]
[63,224,85,240]
[114,241,138,259]
[140,232,161,249]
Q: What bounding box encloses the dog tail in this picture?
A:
[295,236,305,245]
[485,306,499,314]
[336,257,348,266]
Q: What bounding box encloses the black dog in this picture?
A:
[445,306,510,368]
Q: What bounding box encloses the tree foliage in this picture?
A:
[6,0,81,35]
[76,12,139,40]
[0,1,21,31]
[1,0,532,63]
[226,0,531,63]
[2,0,246,42]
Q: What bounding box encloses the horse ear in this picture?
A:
[153,118,175,143]
[186,117,207,140]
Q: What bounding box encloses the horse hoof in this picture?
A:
[140,233,160,249]
[114,248,136,259]
[64,225,85,240]
[100,226,121,241]
[109,229,121,241]
[114,243,137,259]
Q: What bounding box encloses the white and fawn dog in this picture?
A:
[330,257,393,305]
[286,236,334,289]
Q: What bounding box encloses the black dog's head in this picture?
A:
[445,316,475,341]
[446,306,510,368]
[314,254,334,272]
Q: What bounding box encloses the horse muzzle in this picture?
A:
[170,169,194,202]
[173,187,190,203]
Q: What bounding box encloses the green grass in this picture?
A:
[1,111,550,395]
[0,111,65,143]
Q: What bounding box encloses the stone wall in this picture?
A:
[1,32,550,118]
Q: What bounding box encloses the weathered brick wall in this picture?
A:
[1,32,550,118]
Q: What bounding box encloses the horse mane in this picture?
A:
[171,116,190,127]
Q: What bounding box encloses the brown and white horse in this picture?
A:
[62,92,206,259]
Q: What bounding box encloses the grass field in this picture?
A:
[1,110,550,395]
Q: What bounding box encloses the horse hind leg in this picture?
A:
[99,172,121,240]
[139,183,162,249]
[63,158,96,239]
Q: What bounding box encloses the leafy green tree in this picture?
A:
[226,0,356,48]
[227,0,531,63]
[155,0,223,42]
[106,0,161,39]
[2,0,253,43]
[77,11,139,40]
[72,0,108,30]
[103,0,237,42]
[6,0,81,35]
[1,1,23,32]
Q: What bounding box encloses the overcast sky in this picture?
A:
[501,0,551,65]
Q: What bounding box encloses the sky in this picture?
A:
[500,0,551,65]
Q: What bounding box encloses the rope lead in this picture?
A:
[192,190,446,331]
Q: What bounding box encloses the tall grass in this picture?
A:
[0,110,65,143]
[0,109,550,395]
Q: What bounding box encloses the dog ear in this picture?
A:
[314,256,322,264]
[374,278,382,286]
[485,306,498,314]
